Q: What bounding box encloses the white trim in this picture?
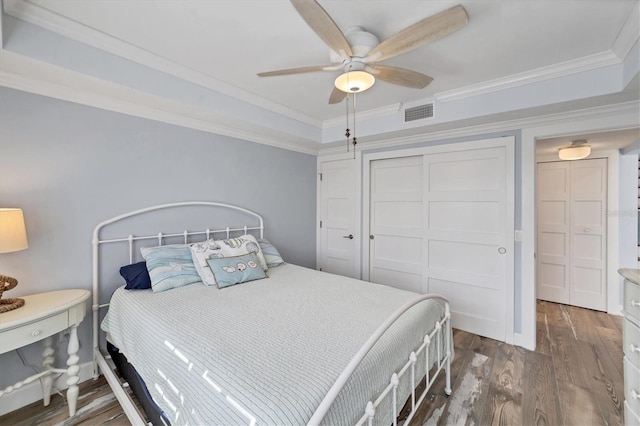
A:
[521,108,640,352]
[434,51,621,102]
[0,50,320,156]
[361,136,516,344]
[319,102,640,157]
[2,0,322,128]
[0,361,94,416]
[323,103,404,128]
[611,1,640,60]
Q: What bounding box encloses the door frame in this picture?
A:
[521,113,637,351]
[362,136,516,344]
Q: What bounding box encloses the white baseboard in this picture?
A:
[0,361,94,416]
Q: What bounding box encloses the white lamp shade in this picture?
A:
[0,208,28,253]
[558,144,591,160]
[335,71,375,93]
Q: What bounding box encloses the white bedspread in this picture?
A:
[101,264,446,426]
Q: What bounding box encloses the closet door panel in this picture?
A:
[536,162,571,304]
[369,156,424,292]
[424,147,509,341]
[570,158,607,311]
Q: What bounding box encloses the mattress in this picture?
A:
[101,264,446,425]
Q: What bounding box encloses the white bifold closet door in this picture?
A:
[369,145,511,341]
[537,158,607,311]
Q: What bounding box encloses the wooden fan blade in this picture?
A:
[369,65,433,89]
[329,86,347,104]
[257,65,333,77]
[291,0,353,58]
[367,5,468,62]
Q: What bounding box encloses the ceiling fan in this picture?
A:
[257,0,468,104]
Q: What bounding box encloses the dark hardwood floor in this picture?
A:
[0,300,624,426]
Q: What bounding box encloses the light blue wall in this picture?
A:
[0,87,317,389]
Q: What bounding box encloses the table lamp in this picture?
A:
[0,208,28,313]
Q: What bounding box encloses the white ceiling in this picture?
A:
[18,0,639,121]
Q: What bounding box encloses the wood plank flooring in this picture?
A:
[0,300,624,426]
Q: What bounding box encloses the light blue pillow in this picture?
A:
[140,245,202,293]
[207,252,267,288]
[258,238,285,267]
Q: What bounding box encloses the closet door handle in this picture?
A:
[342,234,354,240]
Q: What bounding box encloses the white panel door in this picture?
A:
[537,162,571,304]
[424,147,510,341]
[570,158,607,311]
[319,159,357,278]
[536,159,607,311]
[369,156,424,293]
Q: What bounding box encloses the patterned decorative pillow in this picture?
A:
[258,238,285,267]
[190,239,224,286]
[140,245,202,293]
[207,252,267,288]
[217,234,268,271]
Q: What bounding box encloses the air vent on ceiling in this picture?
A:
[404,103,434,122]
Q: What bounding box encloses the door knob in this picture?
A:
[342,234,354,239]
[498,247,506,254]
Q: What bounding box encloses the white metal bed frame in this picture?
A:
[91,201,452,426]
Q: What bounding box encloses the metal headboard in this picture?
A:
[91,201,264,373]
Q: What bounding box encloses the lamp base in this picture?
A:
[0,297,25,313]
[0,273,25,313]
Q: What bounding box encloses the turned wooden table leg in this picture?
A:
[41,336,54,406]
[66,325,80,416]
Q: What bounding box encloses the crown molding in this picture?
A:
[322,102,403,128]
[612,1,640,60]
[0,50,320,156]
[434,50,622,102]
[2,0,323,129]
[318,101,640,156]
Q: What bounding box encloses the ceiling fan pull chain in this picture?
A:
[352,92,357,159]
[345,92,351,152]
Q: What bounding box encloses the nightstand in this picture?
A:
[0,289,90,417]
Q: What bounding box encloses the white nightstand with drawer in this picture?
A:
[0,289,90,417]
[619,269,640,425]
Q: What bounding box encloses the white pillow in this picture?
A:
[218,234,268,271]
[190,234,268,286]
[190,239,224,286]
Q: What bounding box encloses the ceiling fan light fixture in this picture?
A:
[558,140,591,160]
[335,71,375,93]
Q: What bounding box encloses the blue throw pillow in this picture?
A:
[258,238,285,267]
[141,244,202,293]
[207,252,267,288]
[119,261,152,290]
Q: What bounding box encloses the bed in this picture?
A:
[92,202,452,425]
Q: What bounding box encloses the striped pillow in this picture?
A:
[141,245,202,293]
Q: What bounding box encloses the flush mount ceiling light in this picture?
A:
[334,70,375,93]
[558,139,591,160]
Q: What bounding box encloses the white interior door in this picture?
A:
[319,159,357,278]
[424,147,510,341]
[570,158,607,311]
[369,156,424,293]
[536,158,607,311]
[537,162,571,304]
